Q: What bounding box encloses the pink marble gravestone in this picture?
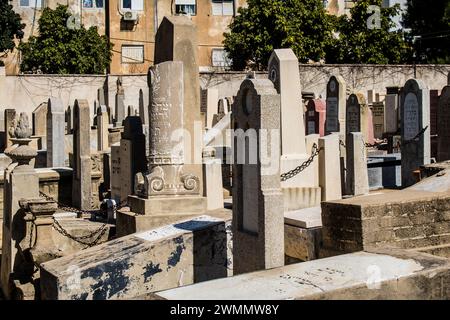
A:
[306,99,326,137]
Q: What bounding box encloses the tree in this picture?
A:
[403,0,450,64]
[326,0,412,64]
[19,5,113,74]
[0,0,25,55]
[223,0,334,70]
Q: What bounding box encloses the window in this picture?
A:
[211,48,231,67]
[82,0,104,9]
[122,45,144,64]
[175,0,197,16]
[20,0,42,8]
[121,0,144,11]
[212,0,234,16]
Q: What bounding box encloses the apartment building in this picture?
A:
[3,0,246,74]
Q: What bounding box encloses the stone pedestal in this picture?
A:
[1,138,39,299]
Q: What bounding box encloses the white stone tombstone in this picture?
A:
[268,49,315,190]
[47,97,66,167]
[319,133,342,201]
[232,78,284,275]
[346,132,369,196]
[400,79,430,187]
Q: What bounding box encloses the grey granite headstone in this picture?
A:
[400,79,430,187]
[437,84,450,162]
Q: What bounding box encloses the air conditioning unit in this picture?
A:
[123,11,138,21]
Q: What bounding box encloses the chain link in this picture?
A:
[339,140,346,148]
[280,143,323,182]
[38,191,115,249]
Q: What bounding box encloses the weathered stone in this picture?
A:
[115,77,125,127]
[40,215,231,300]
[400,79,431,187]
[72,99,92,211]
[232,78,284,274]
[32,102,48,149]
[4,109,16,150]
[46,97,65,167]
[319,133,342,201]
[202,147,224,211]
[437,84,450,162]
[1,136,39,299]
[96,105,109,151]
[154,16,203,184]
[110,142,122,203]
[325,75,346,135]
[154,249,450,300]
[120,116,146,202]
[138,88,149,125]
[371,101,385,139]
[346,132,369,196]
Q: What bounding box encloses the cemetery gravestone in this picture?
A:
[325,75,346,135]
[46,97,66,167]
[400,79,431,187]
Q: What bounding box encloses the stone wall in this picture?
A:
[321,191,450,256]
[1,65,449,130]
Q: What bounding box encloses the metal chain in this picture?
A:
[365,138,388,148]
[339,140,346,148]
[402,126,429,147]
[52,218,108,248]
[280,143,323,182]
[39,191,112,249]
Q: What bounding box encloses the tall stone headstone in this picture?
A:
[232,78,284,275]
[72,99,92,210]
[346,94,362,135]
[371,102,385,139]
[115,77,126,127]
[319,133,342,201]
[430,89,439,159]
[400,79,430,187]
[66,106,73,134]
[145,62,200,197]
[325,75,347,135]
[154,16,203,186]
[110,142,122,203]
[46,97,65,167]
[385,86,400,134]
[32,102,48,137]
[4,109,16,150]
[346,132,369,196]
[305,99,326,136]
[138,89,149,125]
[268,49,316,192]
[205,87,220,129]
[97,105,109,151]
[120,116,146,202]
[268,49,305,155]
[437,85,450,161]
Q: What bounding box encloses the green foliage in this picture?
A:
[19,5,113,74]
[0,0,25,53]
[223,0,334,70]
[403,0,450,64]
[326,0,412,64]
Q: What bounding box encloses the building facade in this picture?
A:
[3,0,247,74]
